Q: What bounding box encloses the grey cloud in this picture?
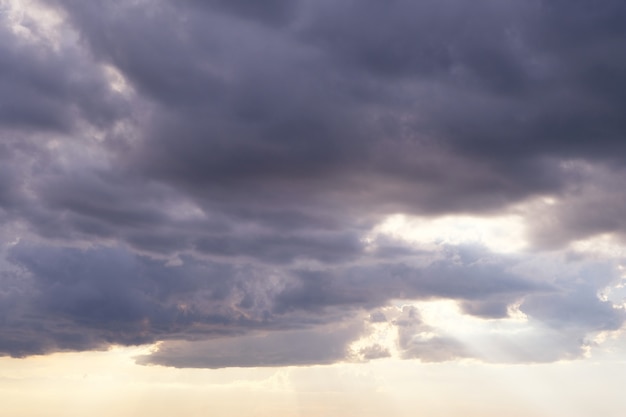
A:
[0,238,554,360]
[369,311,388,323]
[185,0,298,27]
[274,245,545,314]
[0,237,621,365]
[522,282,624,333]
[194,230,364,264]
[43,0,568,217]
[0,243,289,356]
[21,166,366,263]
[459,299,511,319]
[0,14,126,132]
[527,165,626,249]
[138,321,363,368]
[302,0,529,84]
[1,0,625,366]
[36,0,626,204]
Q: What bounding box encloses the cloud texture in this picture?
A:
[1,0,626,367]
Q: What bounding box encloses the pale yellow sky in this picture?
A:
[2,345,626,417]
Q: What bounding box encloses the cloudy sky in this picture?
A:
[2,0,626,415]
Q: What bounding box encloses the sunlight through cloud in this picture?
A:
[369,213,528,253]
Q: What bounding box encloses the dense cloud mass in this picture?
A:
[1,0,626,367]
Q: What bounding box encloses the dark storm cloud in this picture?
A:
[38,0,626,193]
[0,12,126,132]
[527,164,626,248]
[0,240,549,359]
[194,230,364,264]
[186,0,298,27]
[1,0,626,366]
[43,0,571,216]
[274,245,544,314]
[0,242,294,356]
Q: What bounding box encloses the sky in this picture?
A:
[2,0,626,415]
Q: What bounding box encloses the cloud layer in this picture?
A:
[1,0,626,367]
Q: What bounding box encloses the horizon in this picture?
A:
[2,0,626,415]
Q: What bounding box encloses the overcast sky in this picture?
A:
[2,0,626,415]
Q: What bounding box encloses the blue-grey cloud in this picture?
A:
[137,321,364,369]
[0,0,625,366]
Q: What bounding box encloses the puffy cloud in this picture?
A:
[0,0,625,366]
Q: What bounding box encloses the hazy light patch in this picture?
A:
[540,196,558,206]
[0,346,303,417]
[1,0,25,33]
[591,329,623,350]
[0,344,298,392]
[371,359,626,417]
[413,299,529,335]
[2,0,29,37]
[103,64,135,96]
[566,235,626,308]
[386,299,566,363]
[569,233,626,259]
[1,0,66,47]
[162,199,206,223]
[2,345,626,416]
[599,266,626,311]
[369,213,528,253]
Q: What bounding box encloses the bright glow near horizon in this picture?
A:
[2,347,626,417]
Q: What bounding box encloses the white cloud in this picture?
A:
[368,212,528,253]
